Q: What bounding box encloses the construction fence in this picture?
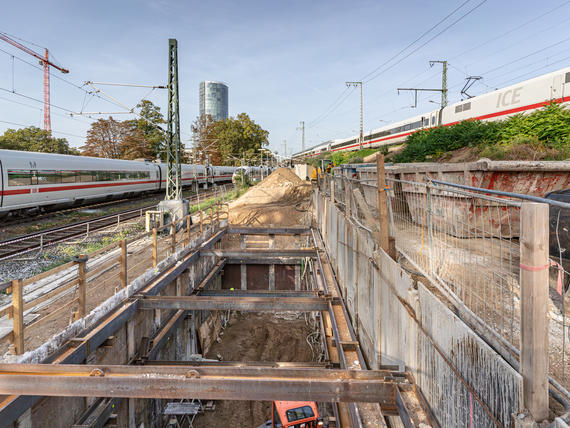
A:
[323,169,570,415]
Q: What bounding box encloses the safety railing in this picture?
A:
[1,202,229,355]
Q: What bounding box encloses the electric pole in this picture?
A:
[429,60,448,108]
[346,81,363,150]
[297,121,305,151]
[165,38,181,201]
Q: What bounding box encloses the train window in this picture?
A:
[565,72,570,84]
[7,170,31,186]
[455,105,463,113]
[61,171,77,183]
[431,116,435,125]
[37,170,61,185]
[79,171,95,182]
[463,102,471,111]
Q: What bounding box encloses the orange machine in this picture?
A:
[260,401,323,428]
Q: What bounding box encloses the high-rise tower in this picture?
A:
[199,81,228,121]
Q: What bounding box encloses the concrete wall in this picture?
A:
[314,190,522,427]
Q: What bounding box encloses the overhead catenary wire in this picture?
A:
[0,119,84,138]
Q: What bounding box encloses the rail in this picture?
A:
[0,185,230,261]
[1,200,231,356]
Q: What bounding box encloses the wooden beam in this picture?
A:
[376,154,390,253]
[520,202,549,422]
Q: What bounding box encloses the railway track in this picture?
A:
[0,187,226,261]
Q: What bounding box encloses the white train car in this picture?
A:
[295,65,570,158]
[0,149,160,216]
[0,150,240,217]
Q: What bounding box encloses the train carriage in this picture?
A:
[0,149,240,217]
[295,65,570,159]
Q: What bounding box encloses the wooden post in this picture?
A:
[376,154,390,253]
[186,215,191,246]
[330,178,335,203]
[170,223,176,253]
[199,210,203,234]
[77,254,87,318]
[520,202,549,422]
[120,239,127,288]
[11,279,24,355]
[152,228,158,268]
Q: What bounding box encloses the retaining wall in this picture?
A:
[314,190,522,427]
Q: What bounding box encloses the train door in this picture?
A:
[551,74,564,101]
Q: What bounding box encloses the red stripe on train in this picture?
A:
[304,96,570,157]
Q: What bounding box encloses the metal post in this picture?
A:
[200,210,203,234]
[11,279,24,355]
[170,223,176,254]
[346,81,363,150]
[165,38,182,201]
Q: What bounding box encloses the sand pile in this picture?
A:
[229,168,312,226]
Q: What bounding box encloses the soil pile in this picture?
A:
[229,168,312,226]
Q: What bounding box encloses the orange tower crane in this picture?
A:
[0,33,69,132]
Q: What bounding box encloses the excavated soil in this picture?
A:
[193,313,315,427]
[193,169,318,427]
[228,168,313,227]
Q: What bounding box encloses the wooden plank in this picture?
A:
[23,278,80,311]
[12,279,24,355]
[120,239,127,288]
[376,154,390,253]
[22,259,76,286]
[77,256,87,319]
[520,202,549,422]
[85,257,119,280]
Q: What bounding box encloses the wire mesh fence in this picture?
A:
[327,169,570,398]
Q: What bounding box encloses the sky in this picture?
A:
[1,0,569,157]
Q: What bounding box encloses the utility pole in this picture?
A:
[429,60,448,108]
[346,81,363,150]
[158,38,188,222]
[297,121,305,151]
[165,38,181,201]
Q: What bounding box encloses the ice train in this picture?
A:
[0,149,238,217]
[295,66,570,158]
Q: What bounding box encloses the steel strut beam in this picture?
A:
[0,364,396,405]
[137,295,329,312]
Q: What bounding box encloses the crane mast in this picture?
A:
[0,33,69,132]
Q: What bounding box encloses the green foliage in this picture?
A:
[393,102,570,162]
[0,126,78,154]
[127,100,166,160]
[213,113,269,165]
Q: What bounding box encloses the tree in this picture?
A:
[191,114,222,164]
[0,126,79,154]
[214,113,269,165]
[127,100,166,160]
[82,117,153,159]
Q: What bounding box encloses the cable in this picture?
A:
[308,87,356,129]
[307,87,351,127]
[365,0,488,84]
[0,119,84,138]
[360,0,472,82]
[452,1,570,61]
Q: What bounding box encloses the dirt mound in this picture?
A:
[229,168,313,226]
